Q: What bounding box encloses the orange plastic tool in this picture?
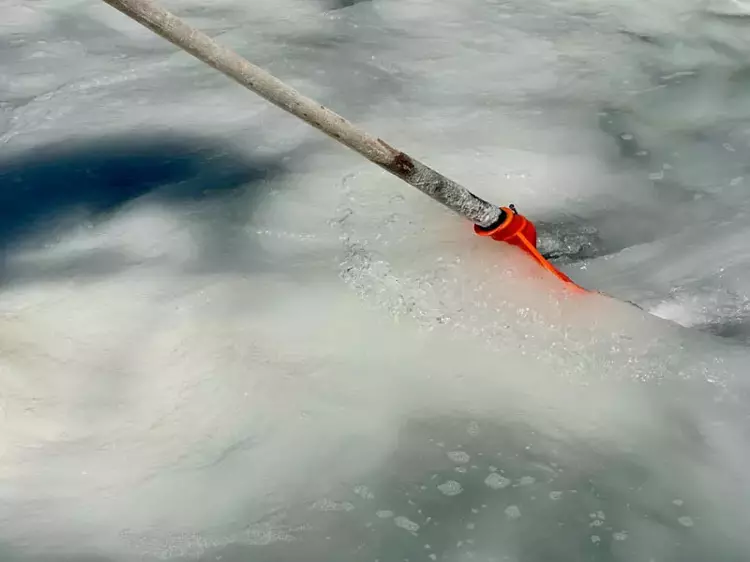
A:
[474,205,587,292]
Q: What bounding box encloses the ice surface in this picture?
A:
[2,0,750,561]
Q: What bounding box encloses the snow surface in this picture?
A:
[2,0,750,560]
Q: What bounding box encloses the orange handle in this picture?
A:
[474,206,587,292]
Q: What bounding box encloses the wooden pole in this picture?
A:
[101,0,502,228]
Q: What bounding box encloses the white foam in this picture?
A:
[447,451,471,464]
[485,474,512,490]
[504,506,522,520]
[394,516,420,533]
[437,480,464,497]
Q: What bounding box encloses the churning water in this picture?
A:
[2,0,750,560]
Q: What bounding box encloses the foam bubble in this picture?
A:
[504,506,522,519]
[447,451,471,464]
[394,516,420,533]
[484,474,512,490]
[437,480,464,497]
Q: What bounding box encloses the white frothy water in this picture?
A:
[2,0,750,561]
